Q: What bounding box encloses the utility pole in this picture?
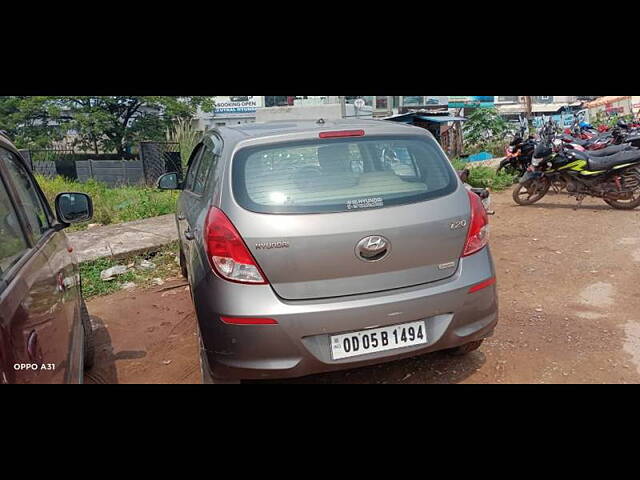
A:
[524,96,533,119]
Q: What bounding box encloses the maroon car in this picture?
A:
[0,132,94,384]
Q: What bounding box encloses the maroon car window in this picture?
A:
[0,149,50,242]
[0,175,28,279]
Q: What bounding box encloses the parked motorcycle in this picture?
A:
[511,137,640,209]
[497,134,537,177]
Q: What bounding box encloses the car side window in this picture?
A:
[184,145,204,192]
[0,175,29,280]
[0,148,50,242]
[193,146,217,195]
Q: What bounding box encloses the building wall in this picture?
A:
[586,96,635,120]
[496,96,577,104]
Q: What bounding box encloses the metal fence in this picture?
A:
[20,141,182,186]
[76,160,145,186]
[33,161,58,177]
[139,141,183,186]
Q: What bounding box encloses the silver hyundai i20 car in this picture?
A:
[158,119,498,383]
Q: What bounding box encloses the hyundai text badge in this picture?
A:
[356,235,391,262]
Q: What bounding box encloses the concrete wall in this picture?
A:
[76,160,145,187]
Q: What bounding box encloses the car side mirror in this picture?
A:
[55,192,93,227]
[157,172,181,190]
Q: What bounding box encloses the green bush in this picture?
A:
[451,158,516,191]
[36,175,179,230]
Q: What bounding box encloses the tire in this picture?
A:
[603,192,640,210]
[179,246,188,279]
[497,159,517,176]
[446,339,484,356]
[198,332,240,384]
[512,177,551,205]
[80,297,95,371]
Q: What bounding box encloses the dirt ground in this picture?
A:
[84,189,640,384]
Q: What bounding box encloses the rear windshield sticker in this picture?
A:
[346,197,384,210]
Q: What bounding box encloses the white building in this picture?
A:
[192,96,451,130]
[495,96,582,119]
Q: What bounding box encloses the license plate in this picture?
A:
[330,321,427,360]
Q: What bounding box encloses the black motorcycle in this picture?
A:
[497,134,537,177]
[512,138,640,209]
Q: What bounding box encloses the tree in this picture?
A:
[0,96,68,148]
[0,96,215,155]
[61,96,215,156]
[463,107,509,146]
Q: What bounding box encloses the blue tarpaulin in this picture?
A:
[467,152,493,162]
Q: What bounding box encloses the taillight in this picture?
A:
[319,130,365,139]
[461,191,489,257]
[204,207,267,284]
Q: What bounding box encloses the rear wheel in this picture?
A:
[80,297,95,371]
[446,339,484,356]
[512,177,551,205]
[603,191,640,209]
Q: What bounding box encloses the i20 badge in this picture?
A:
[450,219,467,230]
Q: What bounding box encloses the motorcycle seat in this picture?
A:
[587,150,640,171]
[585,144,634,157]
[562,134,587,146]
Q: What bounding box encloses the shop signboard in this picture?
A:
[214,96,262,115]
[448,96,495,108]
[531,111,586,128]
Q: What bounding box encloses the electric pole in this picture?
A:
[524,96,533,119]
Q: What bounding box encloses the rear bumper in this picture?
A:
[193,247,498,381]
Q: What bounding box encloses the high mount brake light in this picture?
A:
[461,190,489,257]
[319,130,365,139]
[204,207,268,284]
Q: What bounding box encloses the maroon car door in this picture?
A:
[0,147,81,383]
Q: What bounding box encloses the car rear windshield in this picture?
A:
[232,135,457,214]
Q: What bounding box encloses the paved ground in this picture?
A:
[84,188,640,384]
[67,214,178,263]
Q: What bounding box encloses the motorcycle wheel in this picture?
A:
[512,177,551,205]
[497,159,519,176]
[603,190,640,210]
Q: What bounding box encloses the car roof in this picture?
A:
[207,118,429,144]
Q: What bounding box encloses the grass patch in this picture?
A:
[36,175,179,231]
[451,158,516,192]
[80,242,182,299]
